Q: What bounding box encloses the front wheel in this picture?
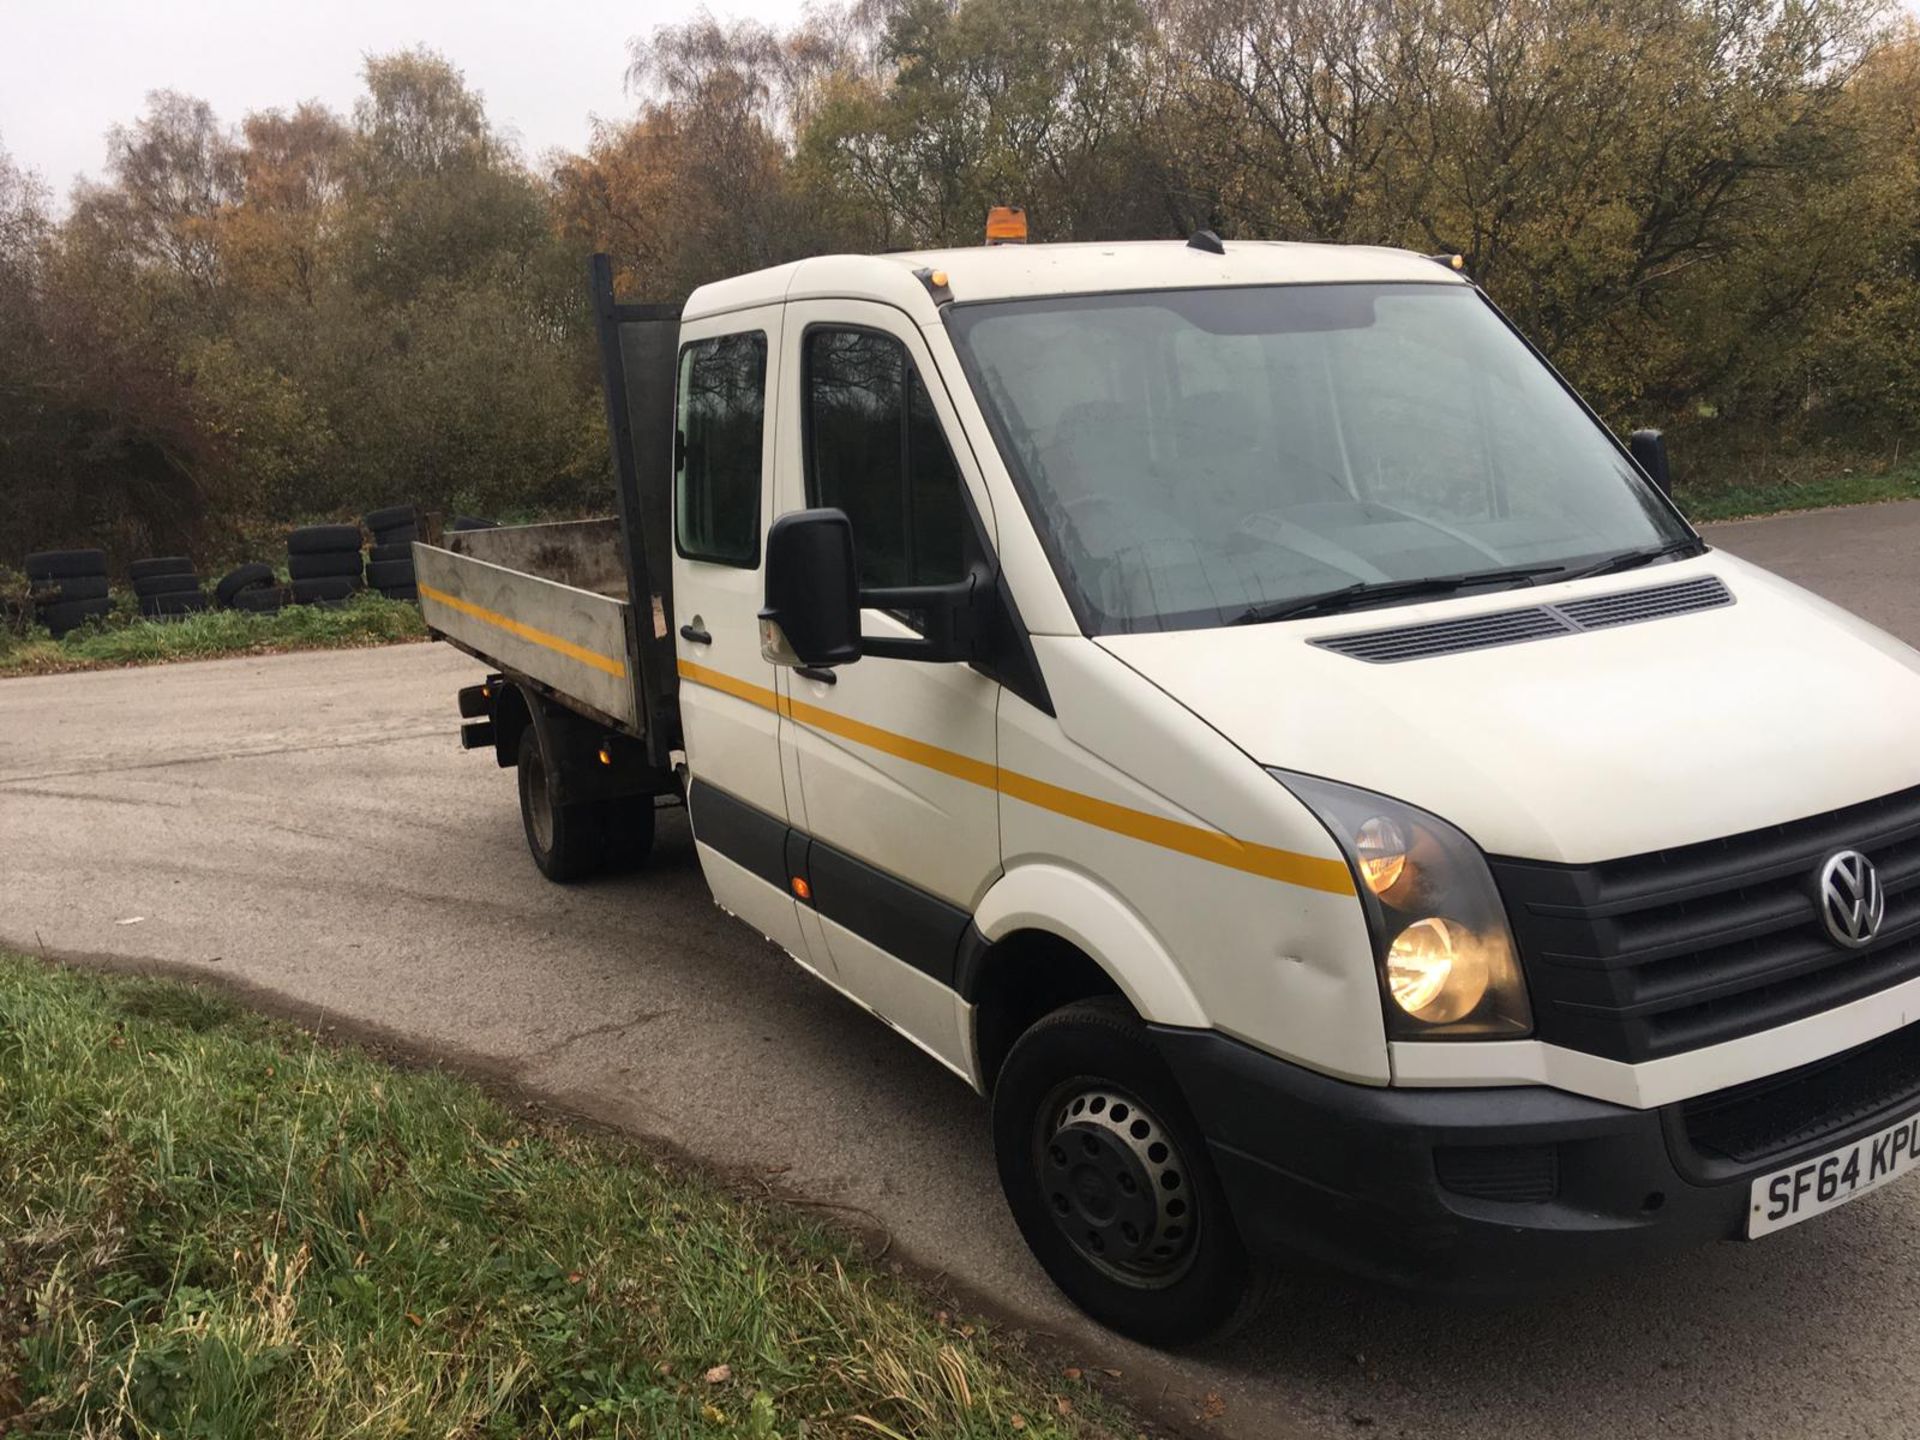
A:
[992,997,1269,1346]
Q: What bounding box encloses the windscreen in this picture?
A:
[945,283,1690,633]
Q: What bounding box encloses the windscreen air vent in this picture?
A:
[1554,574,1733,630]
[1315,607,1573,663]
[1313,574,1734,664]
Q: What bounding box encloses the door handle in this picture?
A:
[679,623,712,645]
[795,666,837,686]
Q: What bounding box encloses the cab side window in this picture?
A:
[805,328,968,589]
[676,332,768,567]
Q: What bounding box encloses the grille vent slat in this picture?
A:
[1313,575,1733,663]
[1491,782,1920,1064]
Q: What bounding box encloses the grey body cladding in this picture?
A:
[687,779,975,991]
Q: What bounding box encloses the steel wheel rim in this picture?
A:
[1033,1080,1199,1288]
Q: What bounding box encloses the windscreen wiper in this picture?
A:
[1231,562,1571,626]
[1552,537,1705,585]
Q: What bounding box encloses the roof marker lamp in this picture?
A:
[1272,771,1531,1039]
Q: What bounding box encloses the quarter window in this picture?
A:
[675,332,768,567]
[804,328,968,589]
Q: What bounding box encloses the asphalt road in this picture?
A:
[4,499,1919,1438]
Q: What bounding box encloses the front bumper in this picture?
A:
[1151,1022,1920,1295]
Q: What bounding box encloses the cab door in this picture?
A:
[672,306,821,969]
[775,301,1003,1071]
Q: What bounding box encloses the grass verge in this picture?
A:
[1679,464,1920,523]
[0,956,1129,1439]
[0,592,428,679]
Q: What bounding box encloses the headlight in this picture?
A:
[1271,771,1531,1040]
[1354,815,1408,896]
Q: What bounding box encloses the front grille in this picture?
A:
[1491,784,1920,1062]
[1682,1021,1920,1168]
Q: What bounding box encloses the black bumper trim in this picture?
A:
[1150,1025,1746,1294]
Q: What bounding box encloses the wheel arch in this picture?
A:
[964,862,1210,1090]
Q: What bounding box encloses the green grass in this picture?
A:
[0,591,428,678]
[1678,464,1920,523]
[0,955,1127,1439]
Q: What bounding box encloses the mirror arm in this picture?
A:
[858,577,974,612]
[856,575,981,663]
[861,633,943,661]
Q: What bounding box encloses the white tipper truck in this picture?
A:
[417,238,1920,1345]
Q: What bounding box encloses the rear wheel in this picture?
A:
[516,725,607,882]
[598,795,657,872]
[992,997,1268,1347]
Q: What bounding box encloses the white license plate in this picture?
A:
[1749,1110,1920,1237]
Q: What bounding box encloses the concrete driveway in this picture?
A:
[4,500,1918,1438]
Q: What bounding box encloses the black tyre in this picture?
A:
[128,556,194,582]
[39,575,110,602]
[142,591,209,617]
[372,524,419,547]
[362,505,417,533]
[376,584,419,603]
[233,586,285,613]
[992,998,1268,1347]
[215,563,276,607]
[447,515,498,533]
[288,551,364,581]
[365,558,414,589]
[517,725,607,882]
[287,523,363,555]
[290,575,359,606]
[25,549,107,581]
[38,596,112,636]
[368,542,414,564]
[132,572,203,598]
[598,795,658,873]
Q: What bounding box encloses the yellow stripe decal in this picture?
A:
[677,658,1353,896]
[420,584,628,679]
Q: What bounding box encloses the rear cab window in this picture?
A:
[675,332,769,567]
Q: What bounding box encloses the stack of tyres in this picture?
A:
[215,562,283,613]
[362,505,418,602]
[25,550,111,636]
[287,524,364,606]
[130,557,210,618]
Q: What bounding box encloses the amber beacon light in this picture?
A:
[985,205,1028,245]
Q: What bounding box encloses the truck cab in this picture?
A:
[423,238,1920,1346]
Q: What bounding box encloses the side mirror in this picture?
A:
[761,509,861,668]
[1629,429,1672,497]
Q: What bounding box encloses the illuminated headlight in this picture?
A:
[1271,772,1531,1040]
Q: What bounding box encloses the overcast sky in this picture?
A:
[0,0,809,202]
